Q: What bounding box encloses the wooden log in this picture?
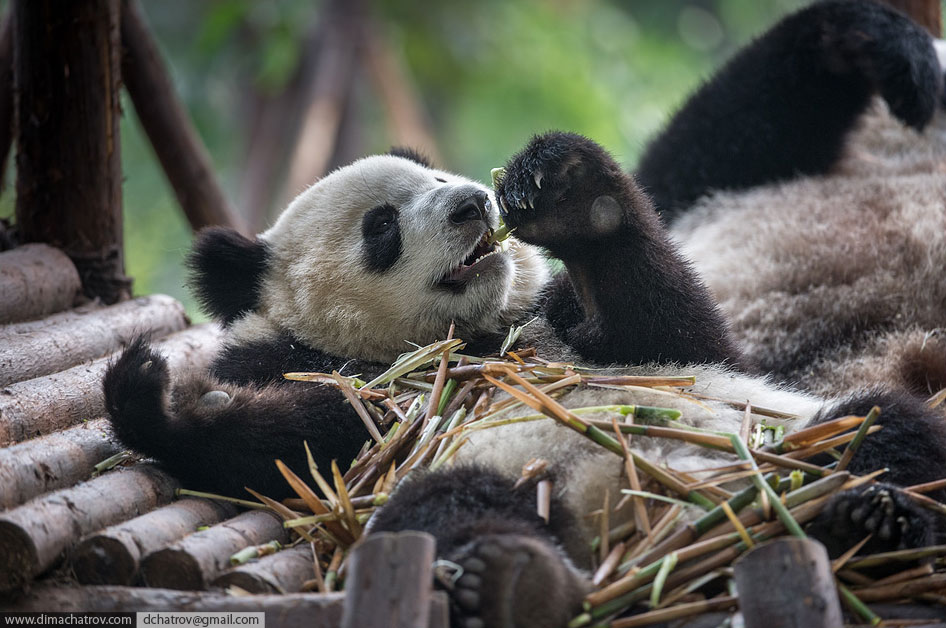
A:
[341,531,445,628]
[72,497,238,586]
[120,0,244,234]
[212,543,314,594]
[0,294,188,387]
[5,584,346,628]
[0,464,178,591]
[733,538,843,628]
[0,244,80,324]
[0,323,221,445]
[14,0,130,304]
[882,0,941,36]
[140,510,290,590]
[0,417,117,510]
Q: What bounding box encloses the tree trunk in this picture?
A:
[13,0,130,304]
[0,12,14,189]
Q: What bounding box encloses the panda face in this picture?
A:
[249,154,549,362]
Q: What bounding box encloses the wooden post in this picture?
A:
[0,13,13,188]
[733,538,843,628]
[120,0,245,235]
[13,0,131,305]
[341,531,448,628]
[883,0,942,35]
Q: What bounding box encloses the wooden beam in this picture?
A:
[120,0,246,235]
[13,0,131,304]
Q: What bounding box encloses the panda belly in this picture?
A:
[451,364,821,554]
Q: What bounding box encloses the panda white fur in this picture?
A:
[104,2,946,626]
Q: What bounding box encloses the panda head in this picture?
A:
[189,151,549,362]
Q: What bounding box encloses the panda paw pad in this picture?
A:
[442,533,588,628]
[807,483,935,557]
[497,132,626,248]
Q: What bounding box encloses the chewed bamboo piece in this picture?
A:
[190,333,946,626]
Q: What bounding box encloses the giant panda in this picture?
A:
[104,1,946,626]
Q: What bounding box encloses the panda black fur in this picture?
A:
[103,2,946,626]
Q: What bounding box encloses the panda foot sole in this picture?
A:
[807,483,936,558]
[444,533,589,628]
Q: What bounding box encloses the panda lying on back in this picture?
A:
[105,2,946,626]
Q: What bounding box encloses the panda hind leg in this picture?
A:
[103,336,371,499]
[371,466,590,628]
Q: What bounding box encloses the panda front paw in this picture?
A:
[807,483,936,557]
[442,533,589,628]
[815,0,942,130]
[497,132,632,255]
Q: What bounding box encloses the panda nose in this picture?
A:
[449,191,489,225]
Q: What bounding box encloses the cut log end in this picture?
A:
[0,520,38,590]
[71,536,137,586]
[140,548,205,591]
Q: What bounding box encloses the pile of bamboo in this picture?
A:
[238,333,946,626]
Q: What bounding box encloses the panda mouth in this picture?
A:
[438,231,502,290]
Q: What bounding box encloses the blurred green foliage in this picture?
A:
[4,0,854,317]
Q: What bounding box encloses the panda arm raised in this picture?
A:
[498,132,742,366]
[636,0,942,222]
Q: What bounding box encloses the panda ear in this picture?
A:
[388,146,433,169]
[187,227,270,325]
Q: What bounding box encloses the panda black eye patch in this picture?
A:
[362,203,402,272]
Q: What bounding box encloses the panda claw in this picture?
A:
[533,170,543,189]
